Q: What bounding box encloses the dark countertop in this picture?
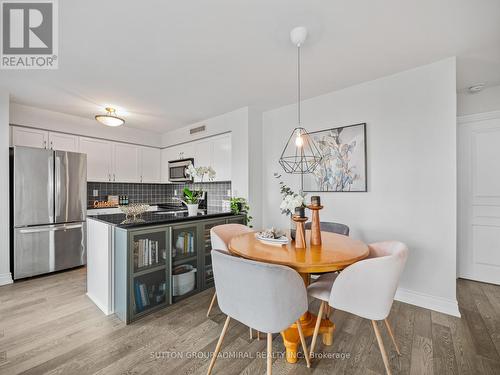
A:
[88,208,239,229]
[87,202,177,210]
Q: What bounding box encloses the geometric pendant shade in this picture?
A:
[278,27,323,180]
[279,127,322,174]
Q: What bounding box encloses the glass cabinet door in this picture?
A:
[129,228,169,318]
[132,269,168,315]
[171,224,199,302]
[131,230,167,274]
[201,219,226,288]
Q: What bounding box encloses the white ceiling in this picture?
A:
[1,0,499,133]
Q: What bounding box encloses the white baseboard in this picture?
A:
[86,292,113,315]
[0,272,13,286]
[395,287,461,318]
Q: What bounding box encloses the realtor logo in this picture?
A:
[1,0,58,69]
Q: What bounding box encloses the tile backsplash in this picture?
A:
[87,181,232,209]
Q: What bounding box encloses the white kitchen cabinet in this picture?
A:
[112,143,140,183]
[192,139,213,182]
[160,144,187,182]
[11,126,49,149]
[140,147,161,183]
[48,132,79,152]
[79,137,113,182]
[160,134,232,183]
[212,134,232,181]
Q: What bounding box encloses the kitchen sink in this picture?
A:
[154,210,187,215]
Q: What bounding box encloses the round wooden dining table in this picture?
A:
[228,230,369,364]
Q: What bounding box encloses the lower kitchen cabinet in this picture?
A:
[200,218,227,289]
[114,226,171,324]
[171,222,200,303]
[114,214,246,324]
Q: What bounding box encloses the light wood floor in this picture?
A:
[0,268,500,375]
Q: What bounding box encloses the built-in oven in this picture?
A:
[168,158,194,182]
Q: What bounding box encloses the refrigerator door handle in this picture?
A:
[54,154,62,220]
[48,152,54,223]
[18,223,83,234]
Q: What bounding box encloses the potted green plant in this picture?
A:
[230,197,253,228]
[182,187,203,216]
[177,163,216,216]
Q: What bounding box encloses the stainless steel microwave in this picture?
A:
[168,158,194,182]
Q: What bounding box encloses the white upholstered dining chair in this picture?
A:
[207,250,311,375]
[207,224,253,317]
[307,241,409,375]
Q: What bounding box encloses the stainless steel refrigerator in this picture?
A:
[11,146,87,279]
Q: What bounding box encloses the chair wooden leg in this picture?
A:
[309,301,325,360]
[207,316,231,375]
[325,304,331,319]
[296,320,311,368]
[267,333,273,375]
[372,320,392,375]
[384,318,400,355]
[207,292,217,317]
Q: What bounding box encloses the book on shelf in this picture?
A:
[175,232,195,257]
[134,281,143,312]
[135,239,161,269]
[135,280,166,313]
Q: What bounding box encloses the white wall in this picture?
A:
[248,107,263,229]
[10,103,162,147]
[0,89,12,285]
[458,84,500,116]
[262,58,459,316]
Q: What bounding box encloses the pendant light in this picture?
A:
[278,27,322,189]
[95,107,125,127]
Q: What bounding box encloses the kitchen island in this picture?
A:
[86,209,246,323]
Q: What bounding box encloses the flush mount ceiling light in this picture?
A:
[95,107,125,127]
[279,26,322,190]
[468,83,486,94]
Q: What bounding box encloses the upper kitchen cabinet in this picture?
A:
[11,126,79,152]
[113,143,140,183]
[11,126,49,149]
[192,139,212,182]
[79,137,113,182]
[160,144,193,183]
[211,134,231,181]
[140,147,161,183]
[160,133,232,183]
[48,132,79,152]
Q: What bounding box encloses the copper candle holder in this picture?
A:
[291,215,308,248]
[307,204,323,246]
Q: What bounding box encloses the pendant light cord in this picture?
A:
[297,44,301,125]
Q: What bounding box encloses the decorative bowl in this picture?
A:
[119,203,150,218]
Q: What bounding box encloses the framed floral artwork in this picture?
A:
[303,123,367,192]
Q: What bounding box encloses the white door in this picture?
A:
[140,147,161,183]
[79,137,113,182]
[11,126,49,149]
[48,132,79,152]
[212,134,232,181]
[458,113,500,285]
[113,143,140,182]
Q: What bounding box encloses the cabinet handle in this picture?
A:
[50,141,53,149]
[108,173,111,181]
[43,140,47,149]
[113,174,116,182]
